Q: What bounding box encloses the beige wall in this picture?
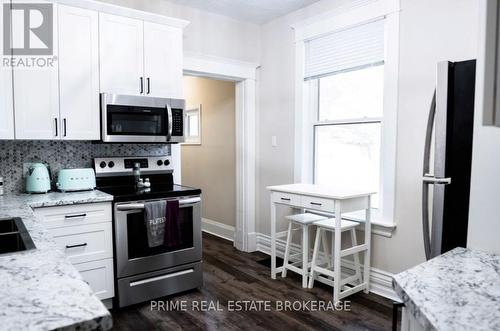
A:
[182,76,236,227]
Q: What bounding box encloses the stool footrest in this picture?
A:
[339,283,367,300]
[341,274,360,287]
[340,244,367,257]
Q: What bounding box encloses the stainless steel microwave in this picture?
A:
[101,93,185,143]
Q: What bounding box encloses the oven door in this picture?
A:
[101,93,170,143]
[114,196,202,278]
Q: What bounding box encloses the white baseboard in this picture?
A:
[255,233,399,301]
[202,218,235,242]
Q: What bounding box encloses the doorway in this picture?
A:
[181,76,237,241]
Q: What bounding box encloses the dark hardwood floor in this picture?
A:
[111,233,394,331]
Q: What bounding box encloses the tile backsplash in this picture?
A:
[0,140,171,193]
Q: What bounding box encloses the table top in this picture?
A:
[393,247,500,331]
[267,183,376,200]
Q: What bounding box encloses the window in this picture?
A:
[184,106,201,144]
[306,19,385,209]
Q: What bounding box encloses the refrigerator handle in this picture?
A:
[422,90,436,261]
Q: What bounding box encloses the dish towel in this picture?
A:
[165,199,182,247]
[144,201,167,247]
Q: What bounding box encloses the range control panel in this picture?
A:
[94,156,173,176]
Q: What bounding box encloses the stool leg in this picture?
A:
[333,202,342,303]
[302,224,309,288]
[321,230,331,268]
[350,228,362,285]
[282,222,293,278]
[308,228,322,289]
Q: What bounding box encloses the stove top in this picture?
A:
[94,156,201,202]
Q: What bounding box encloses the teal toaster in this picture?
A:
[56,168,96,192]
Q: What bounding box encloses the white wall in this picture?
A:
[257,0,479,274]
[467,0,500,255]
[99,0,261,63]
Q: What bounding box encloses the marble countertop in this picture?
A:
[0,191,114,331]
[393,247,500,331]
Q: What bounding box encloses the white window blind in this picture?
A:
[304,19,385,80]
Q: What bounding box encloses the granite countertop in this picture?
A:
[0,191,114,331]
[393,247,500,331]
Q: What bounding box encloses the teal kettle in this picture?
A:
[26,163,51,193]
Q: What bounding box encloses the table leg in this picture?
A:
[271,201,277,279]
[364,196,371,293]
[333,200,342,304]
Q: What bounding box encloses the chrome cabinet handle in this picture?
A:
[54,118,58,137]
[66,243,87,249]
[140,77,144,94]
[64,213,87,219]
[63,118,67,137]
[147,77,150,94]
[423,175,451,184]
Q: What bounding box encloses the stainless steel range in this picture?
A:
[94,156,203,308]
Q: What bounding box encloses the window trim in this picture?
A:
[293,2,400,231]
[183,105,202,145]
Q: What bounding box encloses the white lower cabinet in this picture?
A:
[34,202,114,300]
[49,222,113,264]
[75,258,115,300]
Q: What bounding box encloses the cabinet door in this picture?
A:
[0,3,14,139]
[144,22,183,98]
[99,13,144,95]
[0,68,14,139]
[13,4,59,140]
[58,5,100,140]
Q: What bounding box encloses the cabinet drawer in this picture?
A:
[271,192,300,205]
[33,202,111,229]
[75,258,114,300]
[301,195,335,212]
[49,222,113,264]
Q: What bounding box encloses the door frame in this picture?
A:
[182,53,259,252]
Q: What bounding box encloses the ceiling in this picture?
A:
[165,0,321,24]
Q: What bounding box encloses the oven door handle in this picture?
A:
[116,197,201,211]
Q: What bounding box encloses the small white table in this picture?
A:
[267,183,375,302]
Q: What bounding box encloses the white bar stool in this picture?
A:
[308,218,363,302]
[281,213,327,288]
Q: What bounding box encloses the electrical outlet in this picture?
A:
[271,136,277,147]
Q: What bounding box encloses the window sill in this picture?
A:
[307,209,397,238]
[343,209,396,237]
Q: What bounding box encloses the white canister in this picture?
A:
[0,176,3,195]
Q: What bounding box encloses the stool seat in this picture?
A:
[313,218,359,231]
[285,213,327,224]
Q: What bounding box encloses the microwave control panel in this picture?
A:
[172,108,184,136]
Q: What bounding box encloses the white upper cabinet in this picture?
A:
[99,13,144,96]
[0,2,14,140]
[0,0,14,139]
[58,5,100,140]
[144,22,183,99]
[0,68,14,139]
[13,2,60,140]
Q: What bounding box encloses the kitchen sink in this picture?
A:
[0,217,36,255]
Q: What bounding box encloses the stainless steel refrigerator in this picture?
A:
[422,60,476,260]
